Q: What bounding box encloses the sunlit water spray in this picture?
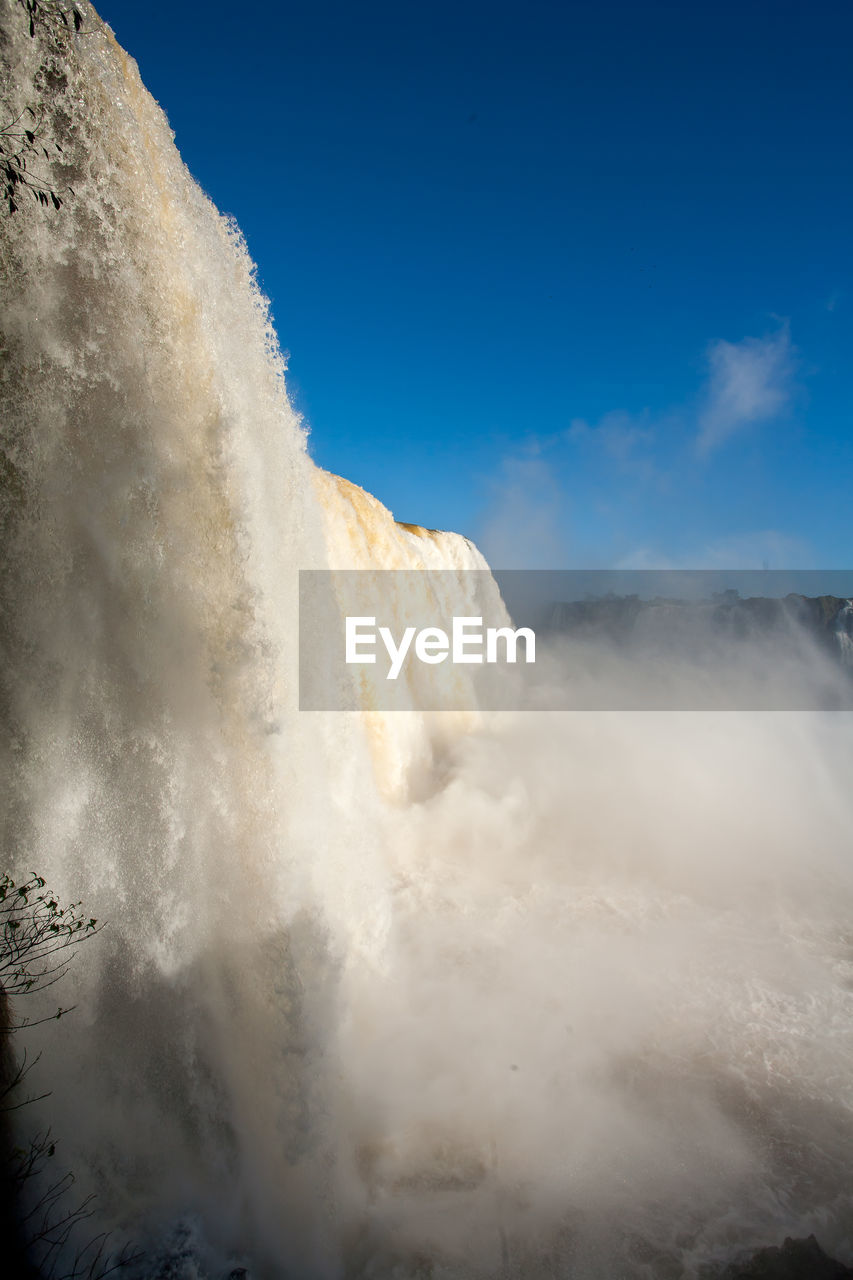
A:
[2,6,853,1277]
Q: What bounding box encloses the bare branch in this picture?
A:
[0,868,138,1276]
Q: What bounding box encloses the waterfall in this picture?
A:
[835,601,853,668]
[3,6,853,1279]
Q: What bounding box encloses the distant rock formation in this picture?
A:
[545,592,853,666]
[721,1234,853,1279]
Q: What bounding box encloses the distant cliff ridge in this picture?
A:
[544,592,853,664]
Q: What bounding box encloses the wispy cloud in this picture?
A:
[477,324,804,567]
[696,327,796,456]
[568,407,653,463]
[567,410,657,475]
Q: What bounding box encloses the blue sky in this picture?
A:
[97,0,852,568]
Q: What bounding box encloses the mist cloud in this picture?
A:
[616,529,813,571]
[478,453,568,568]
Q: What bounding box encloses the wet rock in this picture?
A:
[722,1234,853,1279]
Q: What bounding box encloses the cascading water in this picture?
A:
[3,5,853,1278]
[835,601,853,668]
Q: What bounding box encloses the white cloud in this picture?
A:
[696,328,796,456]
